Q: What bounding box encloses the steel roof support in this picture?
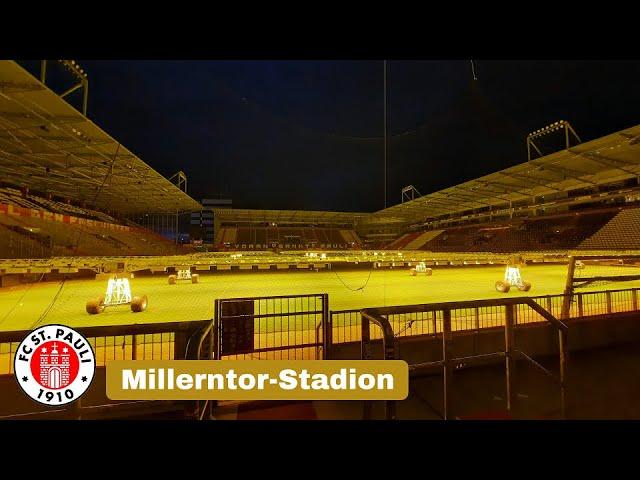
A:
[497,171,564,192]
[567,150,640,178]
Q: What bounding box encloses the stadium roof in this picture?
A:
[0,60,202,214]
[214,124,640,227]
[213,208,368,225]
[4,58,638,224]
[372,123,640,224]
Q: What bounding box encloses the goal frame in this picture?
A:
[562,254,640,319]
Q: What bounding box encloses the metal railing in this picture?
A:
[0,320,210,419]
[3,284,636,420]
[360,308,397,420]
[330,287,640,345]
[187,319,215,420]
[360,298,568,420]
[187,294,330,420]
[213,294,329,361]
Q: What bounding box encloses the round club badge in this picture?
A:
[14,324,95,406]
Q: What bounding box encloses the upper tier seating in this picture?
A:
[0,187,117,224]
[0,203,180,258]
[415,209,619,253]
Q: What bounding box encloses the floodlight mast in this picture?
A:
[527,120,582,161]
[40,60,89,116]
[168,171,189,248]
[169,171,188,194]
[470,60,478,80]
[401,185,422,203]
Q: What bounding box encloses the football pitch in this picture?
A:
[2,263,639,333]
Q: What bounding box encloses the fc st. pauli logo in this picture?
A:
[14,324,96,406]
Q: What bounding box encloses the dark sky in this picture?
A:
[31,60,640,212]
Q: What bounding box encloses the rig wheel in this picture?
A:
[518,281,532,292]
[168,275,177,285]
[425,268,433,276]
[410,268,417,276]
[495,280,511,293]
[131,295,148,313]
[86,296,105,315]
[191,273,199,284]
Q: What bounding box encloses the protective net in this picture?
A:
[571,257,640,289]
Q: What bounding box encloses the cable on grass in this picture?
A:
[332,267,373,292]
[31,278,66,329]
[0,272,46,327]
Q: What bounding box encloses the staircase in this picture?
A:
[386,232,420,250]
[405,230,445,250]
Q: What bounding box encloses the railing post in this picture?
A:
[504,304,515,413]
[558,329,568,419]
[208,320,214,360]
[68,398,82,420]
[207,323,216,420]
[361,315,372,420]
[432,310,437,336]
[633,289,639,312]
[561,256,576,320]
[384,315,397,421]
[174,331,189,361]
[321,294,332,360]
[213,299,221,360]
[191,313,218,418]
[131,334,137,360]
[605,291,612,314]
[173,328,194,418]
[442,308,453,420]
[577,293,583,318]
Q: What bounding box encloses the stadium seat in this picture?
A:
[0,200,181,258]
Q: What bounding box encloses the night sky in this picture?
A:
[31,60,640,213]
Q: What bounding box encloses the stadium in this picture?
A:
[2,59,640,420]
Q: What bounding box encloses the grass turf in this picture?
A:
[2,264,640,333]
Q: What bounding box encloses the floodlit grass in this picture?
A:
[2,263,640,369]
[2,264,640,333]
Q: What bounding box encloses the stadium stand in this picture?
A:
[387,230,445,250]
[406,230,445,249]
[339,229,361,245]
[0,187,118,224]
[0,222,51,258]
[222,225,360,250]
[411,209,619,253]
[0,202,179,258]
[578,207,640,250]
[217,227,238,246]
[386,232,421,250]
